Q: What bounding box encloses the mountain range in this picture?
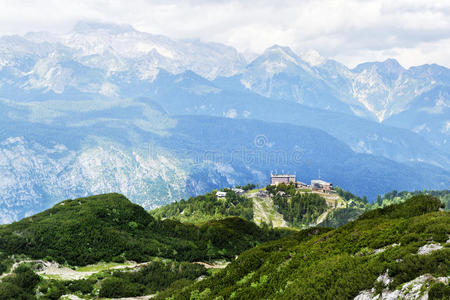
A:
[0,21,449,223]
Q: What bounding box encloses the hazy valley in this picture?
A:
[0,22,449,223]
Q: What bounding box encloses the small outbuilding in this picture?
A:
[216,191,227,199]
[232,188,245,196]
[311,180,333,192]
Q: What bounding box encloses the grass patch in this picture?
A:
[75,261,133,272]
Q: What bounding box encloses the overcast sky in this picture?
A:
[1,0,449,68]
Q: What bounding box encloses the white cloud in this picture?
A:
[224,109,237,119]
[0,0,449,68]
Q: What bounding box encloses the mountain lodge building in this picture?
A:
[270,173,296,185]
[311,179,333,192]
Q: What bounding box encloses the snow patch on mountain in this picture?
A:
[300,50,326,66]
[99,82,119,96]
[17,21,246,80]
[3,22,449,130]
[443,121,450,133]
[224,109,237,119]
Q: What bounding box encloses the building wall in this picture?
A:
[311,180,332,191]
[271,177,289,185]
[271,175,296,185]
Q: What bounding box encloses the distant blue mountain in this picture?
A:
[0,22,449,223]
[385,85,450,153]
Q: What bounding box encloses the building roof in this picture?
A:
[271,174,296,178]
[311,179,332,185]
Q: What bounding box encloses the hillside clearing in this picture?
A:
[252,196,288,228]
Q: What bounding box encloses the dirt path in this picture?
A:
[2,261,158,299]
[194,261,229,269]
[61,294,154,300]
[253,197,269,222]
[316,209,331,225]
[40,262,97,280]
[1,260,151,281]
[0,260,48,279]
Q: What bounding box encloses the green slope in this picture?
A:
[153,185,450,232]
[151,190,254,224]
[165,195,450,299]
[151,184,369,230]
[0,193,289,267]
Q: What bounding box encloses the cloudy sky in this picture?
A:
[0,0,449,68]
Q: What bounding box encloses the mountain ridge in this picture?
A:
[1,106,449,224]
[1,192,448,299]
[1,22,448,150]
[0,193,290,266]
[167,194,449,299]
[0,21,449,224]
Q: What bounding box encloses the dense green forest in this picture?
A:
[0,194,290,267]
[334,186,369,206]
[151,189,253,224]
[318,207,365,228]
[99,260,207,298]
[0,264,40,300]
[319,188,450,229]
[152,183,369,229]
[1,190,449,299]
[376,189,450,210]
[273,192,327,227]
[151,184,449,232]
[166,195,450,299]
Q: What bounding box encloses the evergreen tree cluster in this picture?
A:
[151,190,253,223]
[167,195,450,299]
[273,192,328,227]
[0,194,288,266]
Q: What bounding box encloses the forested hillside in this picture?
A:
[0,193,289,267]
[150,189,254,224]
[0,192,449,299]
[151,183,370,228]
[167,195,450,299]
[151,185,450,232]
[376,190,450,210]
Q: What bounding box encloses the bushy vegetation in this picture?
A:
[0,264,40,300]
[334,186,368,205]
[266,183,330,227]
[165,195,450,299]
[265,182,297,196]
[99,260,207,298]
[267,183,362,228]
[1,190,448,299]
[38,278,96,300]
[376,189,450,210]
[273,192,327,227]
[151,190,253,224]
[0,194,290,266]
[235,183,257,191]
[318,207,363,228]
[359,194,444,220]
[151,184,449,232]
[0,251,13,275]
[429,281,450,299]
[0,261,209,299]
[324,188,450,229]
